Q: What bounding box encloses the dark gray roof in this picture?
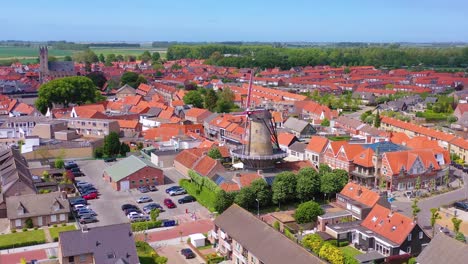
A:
[214,204,324,264]
[0,148,36,201]
[355,251,384,263]
[284,117,310,133]
[48,61,74,72]
[143,107,163,117]
[289,142,307,153]
[416,233,468,264]
[6,192,69,219]
[59,223,139,264]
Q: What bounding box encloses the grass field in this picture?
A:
[49,225,77,242]
[339,245,362,258]
[0,46,167,63]
[0,229,46,250]
[180,179,217,212]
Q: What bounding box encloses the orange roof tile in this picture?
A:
[220,182,240,192]
[306,136,329,153]
[193,156,219,176]
[361,204,415,244]
[186,107,211,118]
[353,148,374,168]
[340,182,380,207]
[143,127,181,141]
[117,120,140,129]
[238,173,262,187]
[277,132,297,147]
[12,102,35,115]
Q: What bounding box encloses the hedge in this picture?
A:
[188,170,220,192]
[131,220,162,232]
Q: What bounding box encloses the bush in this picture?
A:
[54,159,64,169]
[11,229,16,233]
[338,241,349,247]
[34,227,38,230]
[206,253,225,264]
[188,170,220,192]
[22,227,28,232]
[273,221,280,231]
[61,223,67,227]
[294,201,324,224]
[53,224,57,227]
[94,146,104,159]
[25,218,33,229]
[131,220,162,232]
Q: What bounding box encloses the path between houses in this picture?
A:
[43,226,53,243]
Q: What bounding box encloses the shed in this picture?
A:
[189,233,206,248]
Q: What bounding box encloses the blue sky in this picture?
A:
[2,0,468,42]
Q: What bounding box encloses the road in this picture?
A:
[392,167,468,236]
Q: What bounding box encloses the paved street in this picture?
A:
[391,167,468,235]
[75,160,211,228]
[157,244,206,264]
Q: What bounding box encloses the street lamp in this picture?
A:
[255,199,260,217]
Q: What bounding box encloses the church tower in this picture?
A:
[39,46,49,83]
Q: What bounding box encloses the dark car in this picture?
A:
[149,185,158,192]
[70,167,81,173]
[124,207,142,215]
[69,197,87,206]
[121,204,139,211]
[143,203,164,214]
[104,157,116,162]
[178,195,196,204]
[181,248,195,259]
[165,186,181,194]
[164,198,176,209]
[463,166,468,173]
[64,163,78,170]
[454,201,468,211]
[79,187,97,194]
[72,171,85,177]
[138,186,150,193]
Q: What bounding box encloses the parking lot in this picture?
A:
[72,159,211,228]
[156,244,205,264]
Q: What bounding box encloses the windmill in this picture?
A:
[230,70,287,170]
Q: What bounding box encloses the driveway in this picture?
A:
[74,160,211,228]
[156,244,205,264]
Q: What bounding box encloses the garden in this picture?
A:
[0,229,46,250]
[136,241,167,264]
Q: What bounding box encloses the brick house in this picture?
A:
[6,192,70,230]
[58,223,139,264]
[323,141,364,172]
[185,107,213,123]
[173,148,225,178]
[103,155,164,191]
[305,136,329,169]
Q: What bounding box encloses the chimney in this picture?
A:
[357,188,363,197]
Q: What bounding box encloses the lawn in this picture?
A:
[339,245,362,258]
[0,230,46,250]
[0,46,72,59]
[136,241,167,264]
[90,47,167,57]
[180,179,217,212]
[49,225,77,242]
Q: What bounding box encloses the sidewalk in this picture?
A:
[134,219,213,243]
[0,242,58,255]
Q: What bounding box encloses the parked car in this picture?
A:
[165,186,181,194]
[70,167,81,173]
[124,208,142,215]
[454,201,468,211]
[143,203,164,214]
[169,188,186,196]
[463,166,468,173]
[82,192,98,200]
[77,209,97,217]
[72,171,85,177]
[128,214,150,222]
[64,161,77,166]
[64,163,78,170]
[181,248,196,259]
[138,186,150,193]
[76,182,91,188]
[178,195,196,204]
[79,215,98,224]
[79,186,97,193]
[70,198,87,206]
[136,196,153,204]
[73,204,89,211]
[164,198,176,209]
[104,157,116,162]
[149,185,158,192]
[121,204,139,211]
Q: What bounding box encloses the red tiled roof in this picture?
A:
[306,136,329,153]
[186,107,210,118]
[174,149,206,168]
[353,148,374,168]
[277,132,297,147]
[117,120,140,129]
[193,155,218,176]
[340,182,380,207]
[12,102,35,115]
[238,173,262,187]
[361,204,415,244]
[220,182,240,192]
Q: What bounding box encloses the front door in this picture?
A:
[38,216,43,226]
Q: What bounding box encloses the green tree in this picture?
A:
[302,234,324,254]
[119,142,130,156]
[120,72,146,88]
[183,90,204,108]
[272,181,287,208]
[296,168,320,202]
[234,186,256,209]
[98,53,105,63]
[42,171,50,182]
[430,208,442,237]
[214,190,236,213]
[152,52,161,62]
[73,49,98,71]
[150,209,160,222]
[86,71,107,89]
[54,158,64,169]
[452,217,462,233]
[116,54,124,61]
[319,243,344,264]
[250,179,272,207]
[152,62,164,71]
[272,172,297,202]
[204,89,218,111]
[140,51,152,63]
[215,99,233,113]
[374,110,381,128]
[273,221,280,231]
[94,146,104,159]
[25,218,33,228]
[319,163,332,174]
[294,201,324,224]
[320,118,330,127]
[207,147,222,160]
[106,54,117,65]
[321,171,347,197]
[103,132,121,157]
[415,176,421,192]
[35,76,103,114]
[64,55,72,61]
[455,232,466,242]
[411,199,421,219]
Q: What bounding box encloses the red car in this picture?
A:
[82,192,98,200]
[164,198,176,209]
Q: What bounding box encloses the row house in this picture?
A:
[323,141,364,172]
[305,136,329,169]
[66,118,120,138]
[326,205,431,262]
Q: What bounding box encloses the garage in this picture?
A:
[120,180,130,191]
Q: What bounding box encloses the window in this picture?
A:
[107,252,115,259]
[408,233,412,241]
[15,219,21,227]
[131,181,135,184]
[139,180,143,184]
[51,215,57,222]
[60,214,66,221]
[68,256,74,263]
[407,247,411,253]
[146,179,149,183]
[419,231,423,239]
[79,254,87,262]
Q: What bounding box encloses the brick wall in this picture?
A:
[104,167,164,191]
